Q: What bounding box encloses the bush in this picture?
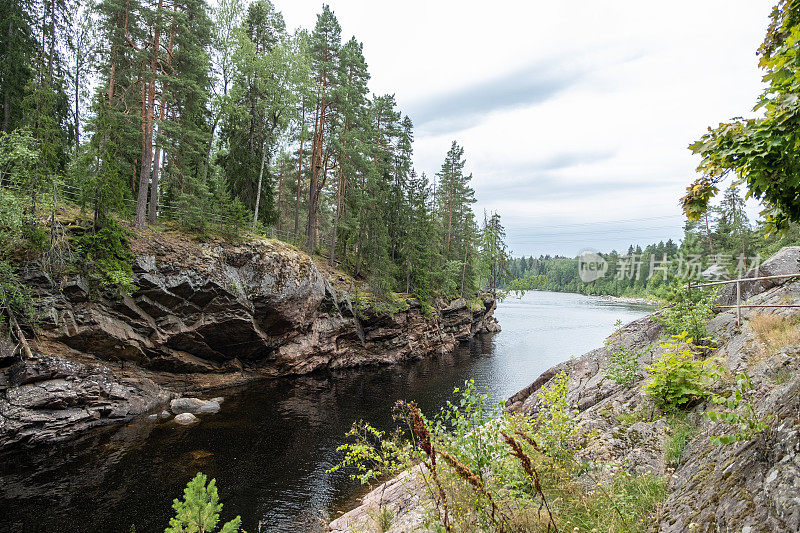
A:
[644,333,722,411]
[166,472,241,533]
[654,285,716,343]
[604,320,647,388]
[530,370,581,468]
[0,260,36,328]
[706,372,769,445]
[331,378,667,532]
[74,219,136,295]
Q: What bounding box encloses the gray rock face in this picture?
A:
[504,249,800,533]
[2,236,498,448]
[26,238,497,377]
[0,354,168,448]
[715,245,800,305]
[173,412,198,425]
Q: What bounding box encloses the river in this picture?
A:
[0,291,651,533]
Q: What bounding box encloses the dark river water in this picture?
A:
[0,291,651,533]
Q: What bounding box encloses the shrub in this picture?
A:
[166,472,241,533]
[644,333,722,411]
[530,371,581,468]
[327,420,411,486]
[432,379,507,479]
[654,285,716,343]
[74,219,136,295]
[706,372,769,445]
[604,319,648,388]
[0,260,36,328]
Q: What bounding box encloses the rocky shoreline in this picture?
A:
[0,234,499,449]
[329,247,800,532]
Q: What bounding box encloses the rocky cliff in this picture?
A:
[331,246,800,533]
[0,232,499,448]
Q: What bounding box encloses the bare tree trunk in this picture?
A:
[253,138,268,230]
[147,145,163,224]
[460,241,469,297]
[705,212,714,255]
[294,102,305,240]
[276,168,284,232]
[135,0,164,229]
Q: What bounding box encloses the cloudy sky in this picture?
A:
[274,0,775,257]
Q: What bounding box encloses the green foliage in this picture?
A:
[654,285,716,343]
[530,371,581,468]
[683,2,800,232]
[0,260,36,327]
[664,414,698,467]
[556,472,667,533]
[604,320,647,388]
[166,472,241,533]
[706,372,769,445]
[644,333,723,411]
[0,190,47,257]
[327,421,411,486]
[74,220,136,295]
[431,380,507,478]
[367,506,394,533]
[332,376,667,532]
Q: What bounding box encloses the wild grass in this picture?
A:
[750,313,800,361]
[664,414,698,468]
[332,378,668,532]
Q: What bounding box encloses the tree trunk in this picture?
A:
[294,102,305,240]
[253,138,268,229]
[135,0,164,229]
[147,99,168,225]
[276,167,284,232]
[148,145,163,224]
[704,212,714,255]
[460,241,469,297]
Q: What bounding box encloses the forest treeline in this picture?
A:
[0,0,510,302]
[508,186,800,298]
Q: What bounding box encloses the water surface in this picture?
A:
[0,291,651,532]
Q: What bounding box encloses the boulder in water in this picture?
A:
[174,413,198,425]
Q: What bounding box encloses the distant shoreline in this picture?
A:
[595,294,659,306]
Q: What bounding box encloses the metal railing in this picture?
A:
[689,273,800,326]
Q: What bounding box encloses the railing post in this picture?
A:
[736,280,741,327]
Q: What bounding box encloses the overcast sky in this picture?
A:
[273,0,775,257]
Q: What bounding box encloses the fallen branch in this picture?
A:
[2,301,32,359]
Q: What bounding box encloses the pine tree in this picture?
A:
[166,473,241,533]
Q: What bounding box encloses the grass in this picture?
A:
[664,414,698,468]
[750,313,800,361]
[367,506,394,532]
[616,407,655,427]
[553,472,667,533]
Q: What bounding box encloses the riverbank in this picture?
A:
[0,230,499,449]
[597,294,659,306]
[330,247,800,532]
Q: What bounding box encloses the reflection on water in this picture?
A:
[0,291,651,533]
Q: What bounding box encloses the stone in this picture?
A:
[170,397,206,414]
[160,410,171,419]
[196,400,220,414]
[210,396,224,404]
[173,413,198,425]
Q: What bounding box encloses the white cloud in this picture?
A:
[273,0,775,255]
